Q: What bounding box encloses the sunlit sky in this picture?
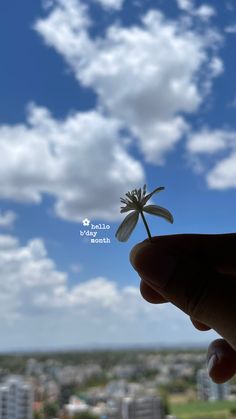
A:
[0,0,236,351]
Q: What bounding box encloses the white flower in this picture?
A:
[115,184,174,242]
[82,218,90,226]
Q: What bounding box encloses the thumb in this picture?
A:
[130,234,236,350]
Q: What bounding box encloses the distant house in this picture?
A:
[64,396,89,416]
[121,396,165,419]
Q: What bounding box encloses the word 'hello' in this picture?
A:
[90,224,110,230]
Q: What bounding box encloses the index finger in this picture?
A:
[140,279,167,304]
[130,233,236,275]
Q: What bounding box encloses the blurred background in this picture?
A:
[0,0,236,417]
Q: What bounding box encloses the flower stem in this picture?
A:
[140,211,153,242]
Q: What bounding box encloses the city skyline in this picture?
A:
[0,0,236,350]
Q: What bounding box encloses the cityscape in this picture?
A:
[0,348,235,419]
[1,0,236,418]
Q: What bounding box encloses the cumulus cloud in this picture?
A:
[208,57,224,77]
[176,0,194,12]
[194,5,216,21]
[225,24,236,34]
[91,0,124,10]
[0,233,216,350]
[176,0,216,21]
[206,153,236,189]
[35,0,222,164]
[0,233,141,319]
[0,235,66,320]
[0,104,144,221]
[187,129,236,154]
[187,128,236,189]
[0,210,17,228]
[0,0,225,225]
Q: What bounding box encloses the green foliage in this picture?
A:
[160,378,195,395]
[33,412,43,419]
[184,415,228,419]
[0,348,207,372]
[171,399,236,419]
[158,386,170,415]
[78,374,109,391]
[71,413,99,419]
[43,401,59,418]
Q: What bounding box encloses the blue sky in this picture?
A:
[0,0,236,351]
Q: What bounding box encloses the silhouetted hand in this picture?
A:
[130,234,236,383]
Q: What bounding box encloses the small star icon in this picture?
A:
[82,218,90,226]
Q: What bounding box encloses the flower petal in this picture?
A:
[143,205,174,223]
[120,204,136,213]
[142,184,147,198]
[125,192,132,200]
[137,188,142,200]
[141,187,165,206]
[115,211,139,242]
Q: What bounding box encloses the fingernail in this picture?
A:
[130,242,177,289]
[207,354,218,375]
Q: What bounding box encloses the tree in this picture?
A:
[72,412,99,419]
[44,401,59,418]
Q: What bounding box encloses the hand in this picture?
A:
[130,234,236,383]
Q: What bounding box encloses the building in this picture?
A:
[59,384,75,408]
[64,396,89,417]
[197,369,230,401]
[0,375,33,419]
[108,396,164,419]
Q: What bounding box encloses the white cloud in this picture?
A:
[208,57,224,77]
[70,263,83,273]
[0,233,217,350]
[35,0,91,63]
[0,233,136,320]
[207,153,236,189]
[187,129,235,154]
[35,0,222,164]
[0,235,66,320]
[187,128,236,189]
[176,0,216,21]
[229,95,236,108]
[225,24,236,34]
[0,104,144,221]
[0,0,225,224]
[194,5,215,21]
[176,0,194,12]
[134,117,188,164]
[226,1,236,12]
[0,210,17,228]
[91,0,124,10]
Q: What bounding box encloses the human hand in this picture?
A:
[130,234,236,383]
